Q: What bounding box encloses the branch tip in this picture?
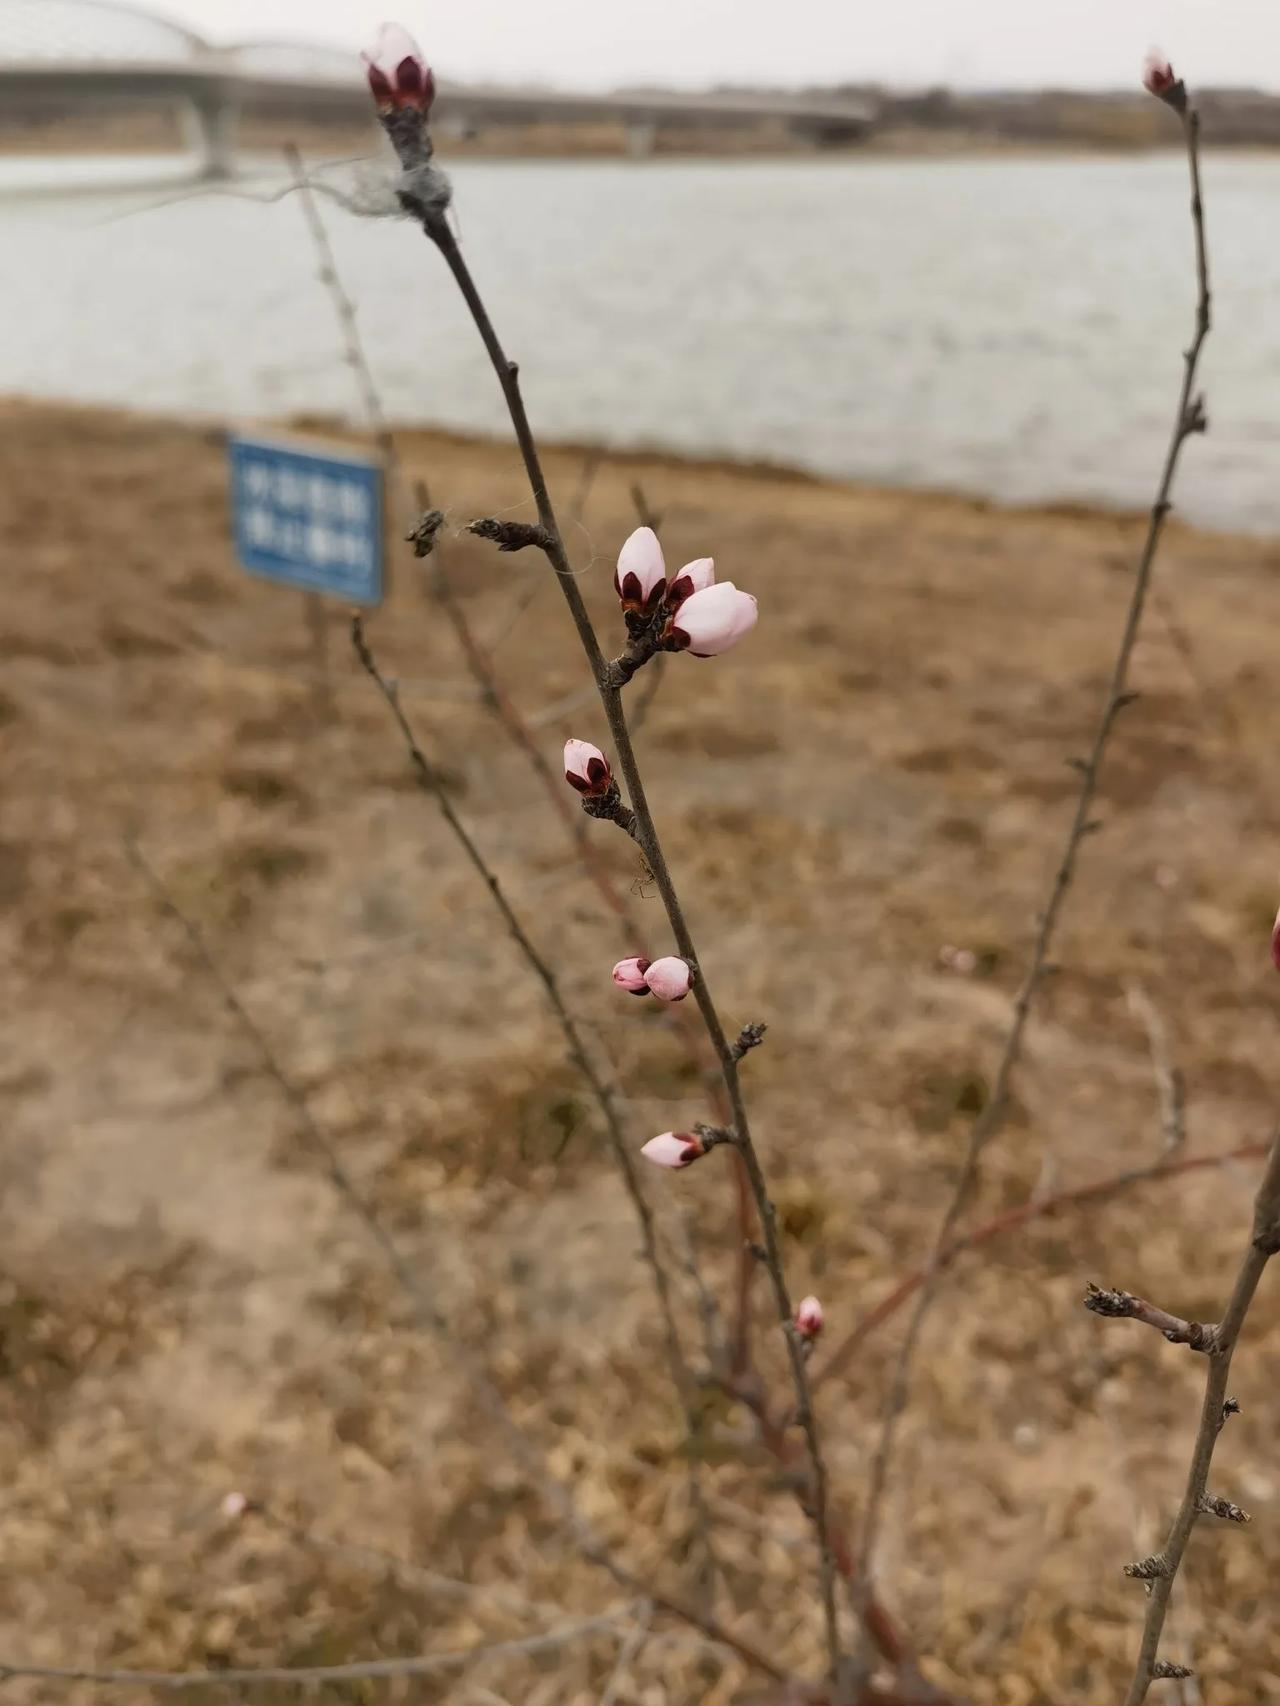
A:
[407,508,447,557]
[731,1022,768,1062]
[468,517,552,553]
[1083,1282,1215,1351]
[1198,1493,1250,1524]
[1124,1555,1173,1582]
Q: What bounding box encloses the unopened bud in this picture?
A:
[362,22,435,113]
[1143,50,1186,111]
[666,556,715,611]
[643,956,693,1002]
[564,738,612,797]
[612,956,652,995]
[641,1131,705,1170]
[615,527,667,617]
[794,1295,825,1339]
[666,582,758,657]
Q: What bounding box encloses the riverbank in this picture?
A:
[4,398,1280,1702]
[6,80,1280,159]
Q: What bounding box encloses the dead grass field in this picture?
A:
[3,399,1280,1704]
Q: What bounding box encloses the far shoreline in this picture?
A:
[6,392,1274,549]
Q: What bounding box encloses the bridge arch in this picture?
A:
[215,39,357,85]
[0,0,211,65]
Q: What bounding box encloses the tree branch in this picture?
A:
[1099,1130,1280,1705]
[406,191,846,1688]
[1083,1282,1215,1350]
[0,1614,630,1690]
[850,94,1216,1630]
[290,171,725,1600]
[349,614,724,1587]
[814,1137,1273,1391]
[124,837,796,1695]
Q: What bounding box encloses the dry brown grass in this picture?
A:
[3,399,1280,1703]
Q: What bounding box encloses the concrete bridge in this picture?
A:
[0,0,876,177]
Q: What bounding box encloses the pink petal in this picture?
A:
[1142,48,1175,93]
[669,582,758,658]
[615,526,667,606]
[1271,909,1280,972]
[640,1132,703,1170]
[644,956,692,1002]
[364,21,425,75]
[612,956,652,993]
[666,556,715,609]
[564,737,610,793]
[794,1295,824,1338]
[362,23,432,108]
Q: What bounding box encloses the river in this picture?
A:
[3,149,1279,531]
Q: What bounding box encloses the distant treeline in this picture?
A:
[824,84,1280,148]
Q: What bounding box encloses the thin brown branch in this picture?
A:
[814,1137,1272,1391]
[126,838,792,1695]
[409,193,845,1689]
[719,1371,937,1696]
[599,1603,653,1706]
[1103,1129,1280,1705]
[1083,1282,1216,1349]
[1127,982,1186,1152]
[0,1613,631,1690]
[285,145,401,485]
[291,166,733,1606]
[408,487,758,1379]
[851,97,1216,1619]
[124,836,446,1334]
[248,1502,567,1623]
[677,1208,730,1374]
[348,616,710,1501]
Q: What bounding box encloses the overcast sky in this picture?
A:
[155,0,1277,92]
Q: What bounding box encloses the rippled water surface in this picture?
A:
[4,150,1279,530]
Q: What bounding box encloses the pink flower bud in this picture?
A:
[362,22,435,112]
[666,582,758,658]
[615,526,667,616]
[564,738,612,797]
[1142,50,1181,104]
[794,1295,824,1340]
[643,955,693,1002]
[612,956,652,995]
[1271,908,1280,972]
[221,1491,250,1519]
[666,556,715,611]
[641,1131,704,1170]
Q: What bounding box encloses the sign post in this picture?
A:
[229,432,385,607]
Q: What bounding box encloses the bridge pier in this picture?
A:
[182,89,239,180]
[625,118,657,158]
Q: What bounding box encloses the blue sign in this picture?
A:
[229,433,383,605]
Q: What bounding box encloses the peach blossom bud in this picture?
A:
[794,1295,824,1339]
[1142,50,1183,107]
[221,1491,249,1519]
[643,956,692,1002]
[362,22,435,112]
[564,738,612,796]
[612,956,652,994]
[1271,908,1280,972]
[641,1131,704,1170]
[615,526,667,616]
[666,556,715,611]
[667,582,758,657]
